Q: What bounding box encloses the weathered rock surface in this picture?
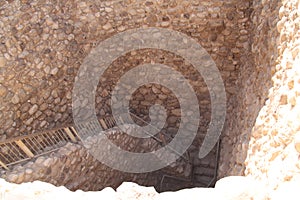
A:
[243,0,300,191]
[2,176,298,200]
[220,0,300,194]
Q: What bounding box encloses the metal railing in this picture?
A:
[0,114,121,170]
[0,126,79,170]
[159,139,221,191]
[0,112,221,192]
[0,113,186,170]
[124,112,191,163]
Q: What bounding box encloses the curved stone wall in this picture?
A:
[219,0,300,192]
[0,0,253,189]
[0,0,250,143]
[218,0,280,176]
[4,0,298,193]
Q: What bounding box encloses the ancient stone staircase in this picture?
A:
[0,113,220,191]
[0,115,117,170]
[158,139,220,192]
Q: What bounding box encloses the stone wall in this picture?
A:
[4,142,139,191]
[214,2,255,177]
[4,0,298,193]
[245,0,300,190]
[0,0,250,150]
[97,49,210,140]
[219,0,300,192]
[0,0,253,188]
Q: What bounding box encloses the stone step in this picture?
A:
[193,174,215,186]
[193,166,215,176]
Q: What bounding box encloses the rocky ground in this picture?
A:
[1,175,298,200]
[0,176,257,200]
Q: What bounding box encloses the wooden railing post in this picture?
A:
[0,160,8,170]
[15,140,34,158]
[99,119,108,130]
[64,128,77,143]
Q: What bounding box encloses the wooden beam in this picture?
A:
[0,159,8,170]
[99,119,108,130]
[15,140,34,158]
[70,127,80,139]
[107,118,112,127]
[111,118,116,127]
[64,128,77,143]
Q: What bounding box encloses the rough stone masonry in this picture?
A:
[0,0,249,188]
[0,0,300,197]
